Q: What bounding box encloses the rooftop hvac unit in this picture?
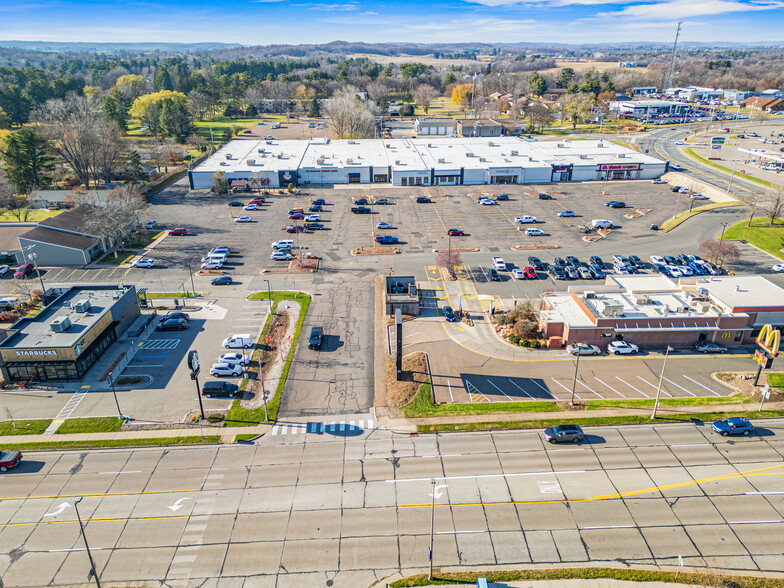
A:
[488,141,495,146]
[50,316,71,333]
[618,153,627,158]
[597,142,606,148]
[438,158,445,164]
[266,140,273,145]
[348,140,356,144]
[257,148,265,153]
[579,154,588,159]
[479,157,487,162]
[697,287,708,295]
[316,158,325,165]
[225,154,232,160]
[246,159,255,166]
[346,158,353,165]
[584,291,597,299]
[600,301,624,317]
[511,150,518,156]
[696,301,712,313]
[633,294,650,305]
[466,152,474,157]
[72,299,91,313]
[557,143,566,148]
[395,160,401,165]
[220,161,228,166]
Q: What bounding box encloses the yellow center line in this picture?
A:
[429,200,449,235]
[0,514,189,528]
[0,488,200,502]
[398,464,784,509]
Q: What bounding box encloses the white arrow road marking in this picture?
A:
[168,497,193,512]
[44,502,71,517]
[429,484,448,500]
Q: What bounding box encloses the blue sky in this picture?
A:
[1,0,783,45]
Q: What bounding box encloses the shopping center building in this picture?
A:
[0,285,140,382]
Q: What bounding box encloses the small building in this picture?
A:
[385,276,419,316]
[631,87,657,96]
[17,205,106,266]
[456,119,504,138]
[741,96,784,112]
[0,285,140,382]
[414,118,458,137]
[27,190,108,210]
[610,99,688,116]
[0,226,34,265]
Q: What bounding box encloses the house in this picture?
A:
[456,119,504,138]
[413,118,458,137]
[742,96,784,112]
[27,190,108,210]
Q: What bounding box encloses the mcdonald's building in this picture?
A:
[540,274,784,349]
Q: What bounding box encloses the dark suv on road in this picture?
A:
[201,381,240,398]
[308,327,323,350]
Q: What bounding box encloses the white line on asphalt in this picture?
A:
[436,530,485,535]
[405,331,421,338]
[507,378,534,399]
[682,375,722,396]
[529,378,555,399]
[594,377,626,398]
[419,454,463,459]
[98,471,142,475]
[636,376,673,397]
[727,520,783,525]
[551,378,581,400]
[746,492,784,495]
[662,377,697,397]
[583,525,635,530]
[402,341,421,348]
[447,380,454,403]
[49,548,103,553]
[385,469,585,484]
[487,380,513,401]
[126,364,163,368]
[670,443,711,447]
[615,376,649,398]
[577,379,603,399]
[545,448,585,452]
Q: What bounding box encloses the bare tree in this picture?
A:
[763,185,784,225]
[186,133,207,152]
[90,120,126,187]
[526,101,551,132]
[366,80,390,110]
[265,81,294,114]
[436,250,462,279]
[412,84,440,115]
[328,85,376,139]
[699,240,740,266]
[0,183,31,221]
[80,184,148,251]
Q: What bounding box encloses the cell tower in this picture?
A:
[665,21,683,90]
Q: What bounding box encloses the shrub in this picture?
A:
[509,334,520,345]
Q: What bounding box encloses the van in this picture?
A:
[222,334,253,349]
[0,296,19,311]
[201,381,240,398]
[272,240,295,250]
[14,263,34,279]
[591,219,614,229]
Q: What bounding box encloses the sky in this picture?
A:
[1,0,783,45]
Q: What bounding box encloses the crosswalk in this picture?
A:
[270,418,375,437]
[141,339,180,350]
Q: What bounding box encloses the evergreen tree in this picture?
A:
[309,98,321,118]
[0,128,55,193]
[102,95,127,130]
[159,98,193,141]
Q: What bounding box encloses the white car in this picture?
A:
[678,187,691,193]
[243,204,259,211]
[201,261,223,270]
[675,140,686,145]
[234,216,252,223]
[677,265,693,276]
[666,265,684,277]
[515,215,537,224]
[305,214,320,222]
[376,222,393,229]
[607,341,640,355]
[526,228,545,236]
[209,362,243,377]
[131,258,155,268]
[202,254,227,264]
[479,199,495,205]
[0,265,10,276]
[211,247,231,254]
[650,255,665,265]
[651,179,667,184]
[218,353,250,365]
[690,193,709,200]
[271,251,293,261]
[773,264,784,273]
[511,268,525,279]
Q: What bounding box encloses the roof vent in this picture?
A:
[511,150,518,156]
[246,159,255,166]
[438,158,445,164]
[72,299,91,313]
[225,154,232,160]
[50,316,72,333]
[584,291,596,299]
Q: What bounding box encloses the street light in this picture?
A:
[74,497,102,588]
[569,346,582,406]
[22,246,46,296]
[186,263,196,298]
[717,222,729,269]
[651,346,673,419]
[108,371,124,421]
[264,279,273,314]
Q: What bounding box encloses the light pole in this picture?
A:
[264,279,273,314]
[74,497,102,588]
[108,371,123,421]
[726,159,739,198]
[186,263,196,298]
[651,346,673,419]
[22,246,46,296]
[570,346,581,406]
[428,478,436,582]
[717,222,729,269]
[260,361,268,422]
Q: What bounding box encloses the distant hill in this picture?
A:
[0,40,242,53]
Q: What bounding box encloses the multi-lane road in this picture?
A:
[1,420,783,586]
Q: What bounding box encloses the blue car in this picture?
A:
[375,235,399,244]
[689,262,707,275]
[443,306,458,322]
[311,198,326,205]
[712,417,754,437]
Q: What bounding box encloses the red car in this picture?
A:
[286,225,305,233]
[0,450,22,472]
[446,228,464,236]
[168,227,187,236]
[288,212,305,220]
[248,198,265,205]
[523,266,538,279]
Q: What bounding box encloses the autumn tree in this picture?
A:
[561,93,595,129]
[435,249,462,279]
[212,171,228,194]
[129,90,189,137]
[451,83,473,113]
[115,75,147,101]
[412,84,439,115]
[699,240,740,267]
[0,183,32,221]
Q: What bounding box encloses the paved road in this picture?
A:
[1,421,783,586]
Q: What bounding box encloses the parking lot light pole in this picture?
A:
[108,371,123,421]
[570,346,581,406]
[193,371,205,421]
[186,263,196,297]
[651,346,673,419]
[716,222,729,269]
[428,478,436,581]
[260,363,268,422]
[264,279,273,314]
[74,497,101,588]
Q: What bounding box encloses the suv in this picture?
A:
[607,341,640,355]
[416,196,431,203]
[201,381,240,398]
[209,362,243,377]
[14,263,34,279]
[156,318,187,331]
[494,194,509,201]
[308,327,323,350]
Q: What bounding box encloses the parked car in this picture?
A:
[543,424,584,443]
[628,255,642,267]
[695,342,727,354]
[156,318,187,331]
[515,215,537,224]
[712,417,754,436]
[567,343,601,355]
[565,256,580,267]
[0,265,10,277]
[145,220,158,229]
[308,205,323,212]
[538,193,552,200]
[243,204,259,211]
[591,219,613,229]
[234,216,252,223]
[228,201,244,207]
[557,210,575,217]
[553,257,566,267]
[353,198,368,205]
[577,266,592,279]
[211,246,231,254]
[607,341,639,355]
[272,240,294,250]
[446,228,464,236]
[650,255,665,265]
[612,255,629,266]
[416,197,431,203]
[652,179,667,184]
[523,266,538,279]
[304,222,324,230]
[164,312,189,322]
[526,228,545,236]
[549,266,567,280]
[376,222,393,229]
[311,198,326,205]
[288,212,304,219]
[201,381,240,398]
[374,198,389,205]
[305,214,320,222]
[168,227,187,236]
[248,198,265,205]
[308,326,323,350]
[489,268,500,281]
[271,251,293,261]
[219,352,250,365]
[222,334,252,348]
[211,275,233,285]
[210,362,243,377]
[589,256,604,267]
[14,263,34,278]
[201,260,223,270]
[564,266,579,279]
[131,258,155,268]
[494,194,509,201]
[286,225,305,233]
[604,201,626,208]
[589,265,605,279]
[478,198,495,205]
[0,450,22,472]
[443,306,458,322]
[511,268,525,279]
[376,235,399,244]
[528,256,546,271]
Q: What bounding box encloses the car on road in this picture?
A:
[288,212,305,219]
[695,342,727,353]
[526,228,545,236]
[376,235,398,244]
[308,326,323,350]
[168,227,187,236]
[0,450,22,472]
[515,215,537,224]
[538,193,552,200]
[652,178,667,184]
[210,362,243,377]
[156,318,187,331]
[669,163,684,171]
[528,256,546,271]
[201,381,240,398]
[773,264,784,273]
[446,228,464,236]
[131,258,155,268]
[604,201,626,208]
[311,198,326,205]
[416,197,431,203]
[308,205,322,212]
[243,203,259,211]
[219,352,250,365]
[271,251,293,261]
[211,275,233,285]
[675,140,686,145]
[228,201,244,207]
[543,424,584,443]
[557,210,575,217]
[523,266,538,279]
[567,343,601,356]
[607,341,639,355]
[14,263,34,278]
[234,216,252,223]
[443,306,458,322]
[511,268,525,279]
[549,266,567,280]
[712,417,754,436]
[305,214,320,222]
[376,222,393,229]
[690,193,709,200]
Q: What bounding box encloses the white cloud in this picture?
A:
[358,11,378,15]
[298,2,361,10]
[608,0,784,19]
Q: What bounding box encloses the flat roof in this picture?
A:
[0,286,132,350]
[609,275,679,293]
[194,136,664,177]
[692,275,784,310]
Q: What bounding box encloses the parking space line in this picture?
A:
[506,378,534,399]
[90,269,105,281]
[487,379,513,401]
[550,378,581,400]
[662,376,697,397]
[447,380,454,402]
[636,375,673,397]
[48,268,65,280]
[64,269,78,280]
[577,379,603,399]
[465,379,490,403]
[615,376,649,398]
[681,374,722,396]
[529,378,555,398]
[594,377,626,398]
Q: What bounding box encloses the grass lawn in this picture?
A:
[140,292,197,299]
[723,217,784,260]
[56,417,124,434]
[0,209,64,223]
[659,201,744,232]
[96,250,136,265]
[684,147,774,188]
[0,419,52,436]
[2,436,221,451]
[586,394,753,410]
[125,230,160,249]
[768,373,784,389]
[402,384,561,418]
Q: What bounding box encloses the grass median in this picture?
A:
[658,201,744,232]
[56,417,124,434]
[0,419,52,436]
[1,436,221,451]
[723,217,784,260]
[402,383,561,418]
[586,394,754,410]
[684,147,774,188]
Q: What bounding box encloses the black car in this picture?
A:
[163,312,190,322]
[304,222,324,230]
[671,186,682,192]
[308,326,323,350]
[553,257,566,267]
[589,256,604,267]
[528,256,546,270]
[538,193,552,200]
[589,265,605,279]
[628,255,642,267]
[353,198,368,205]
[308,205,323,212]
[549,266,567,280]
[156,318,187,331]
[676,253,692,265]
[211,275,233,285]
[604,201,626,208]
[201,381,239,398]
[416,196,431,203]
[311,198,326,205]
[228,201,244,207]
[663,255,678,265]
[489,268,500,281]
[565,256,580,267]
[494,194,509,201]
[443,306,458,322]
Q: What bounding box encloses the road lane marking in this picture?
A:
[50,548,104,552]
[583,525,635,530]
[529,379,555,399]
[636,375,673,397]
[465,379,489,403]
[385,469,586,484]
[746,491,784,495]
[0,515,189,528]
[436,530,484,535]
[0,489,199,502]
[90,269,105,281]
[615,376,649,398]
[98,471,142,475]
[682,374,722,396]
[48,269,65,280]
[727,520,782,525]
[594,377,626,398]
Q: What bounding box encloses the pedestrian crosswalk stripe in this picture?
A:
[141,339,180,350]
[270,419,376,436]
[465,379,489,403]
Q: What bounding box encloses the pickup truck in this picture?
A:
[0,450,22,472]
[492,257,506,271]
[351,206,371,214]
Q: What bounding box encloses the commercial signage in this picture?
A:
[551,165,573,172]
[755,324,780,357]
[753,349,773,368]
[16,350,57,357]
[712,145,722,150]
[600,164,640,171]
[711,137,726,145]
[305,169,337,173]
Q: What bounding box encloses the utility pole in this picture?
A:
[428,478,436,581]
[665,22,683,90]
[186,263,196,298]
